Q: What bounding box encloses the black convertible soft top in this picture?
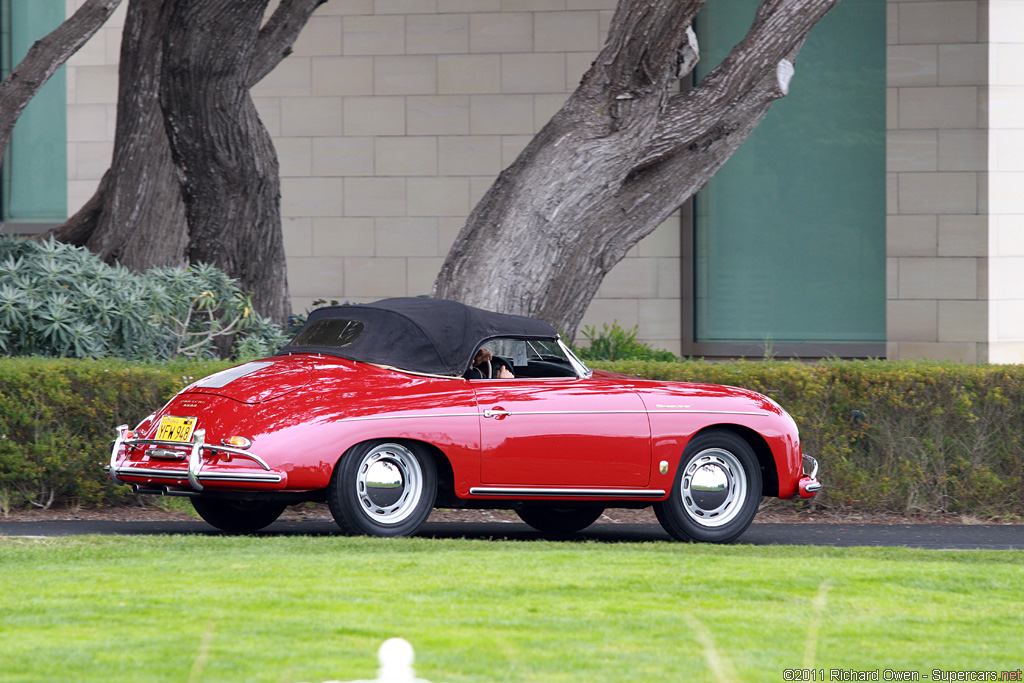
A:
[276,297,558,376]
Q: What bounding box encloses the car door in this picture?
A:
[472,377,652,487]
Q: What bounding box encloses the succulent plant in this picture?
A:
[0,236,288,360]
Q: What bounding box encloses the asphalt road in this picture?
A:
[2,518,1022,549]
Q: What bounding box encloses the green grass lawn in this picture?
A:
[0,536,1020,683]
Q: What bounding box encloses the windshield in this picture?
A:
[485,339,566,363]
[467,338,590,379]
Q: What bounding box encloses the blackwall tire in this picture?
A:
[328,441,437,537]
[654,430,762,543]
[190,498,287,533]
[515,504,604,534]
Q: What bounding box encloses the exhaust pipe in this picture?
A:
[132,484,200,498]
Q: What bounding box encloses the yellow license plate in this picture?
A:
[156,416,197,442]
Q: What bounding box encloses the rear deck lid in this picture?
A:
[186,360,312,403]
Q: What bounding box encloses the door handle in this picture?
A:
[483,409,511,419]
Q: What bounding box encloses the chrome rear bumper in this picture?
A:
[107,424,283,492]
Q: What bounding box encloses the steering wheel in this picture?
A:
[483,357,512,379]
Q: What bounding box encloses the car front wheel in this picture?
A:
[654,430,762,543]
[328,440,437,537]
[190,498,287,533]
[515,504,604,533]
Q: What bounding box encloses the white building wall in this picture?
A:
[64,0,124,215]
[987,0,1024,363]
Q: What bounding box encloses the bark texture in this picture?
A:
[160,0,289,321]
[52,0,186,271]
[0,0,123,162]
[48,0,323,322]
[249,0,328,87]
[434,0,840,338]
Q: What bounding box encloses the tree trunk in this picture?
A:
[160,0,289,322]
[0,0,123,162]
[434,0,840,339]
[52,0,187,271]
[48,0,323,322]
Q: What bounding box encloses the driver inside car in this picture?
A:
[466,347,514,379]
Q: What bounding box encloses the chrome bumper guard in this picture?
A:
[108,424,282,492]
[798,454,822,498]
[803,454,819,481]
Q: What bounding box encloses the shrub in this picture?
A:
[0,236,287,361]
[0,357,232,509]
[573,322,679,362]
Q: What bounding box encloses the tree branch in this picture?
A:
[248,0,327,87]
[640,0,840,165]
[588,0,703,94]
[434,0,844,336]
[599,0,839,250]
[0,0,123,160]
[571,0,702,137]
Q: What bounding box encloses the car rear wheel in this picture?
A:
[190,498,287,533]
[328,440,437,537]
[654,430,762,543]
[515,504,604,533]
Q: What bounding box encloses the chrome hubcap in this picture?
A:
[355,443,423,524]
[680,448,747,527]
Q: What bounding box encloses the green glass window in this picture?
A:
[692,0,885,352]
[1,0,68,225]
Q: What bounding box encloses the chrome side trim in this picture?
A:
[341,409,765,423]
[469,487,666,498]
[486,409,766,417]
[342,412,480,423]
[652,409,767,417]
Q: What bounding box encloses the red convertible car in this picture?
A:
[107,298,820,543]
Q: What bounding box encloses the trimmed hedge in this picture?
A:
[1,357,1022,517]
[0,357,232,511]
[596,359,1024,518]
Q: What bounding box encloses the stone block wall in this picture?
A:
[886,0,989,362]
[65,0,124,215]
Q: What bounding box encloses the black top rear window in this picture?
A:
[277,298,559,375]
[289,319,365,348]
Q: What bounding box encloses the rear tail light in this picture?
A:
[221,436,252,449]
